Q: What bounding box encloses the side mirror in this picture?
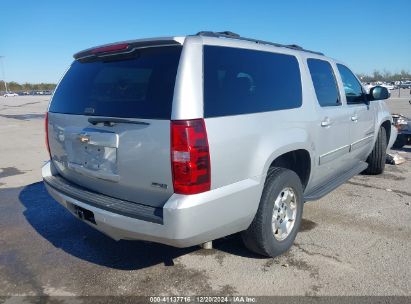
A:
[370,86,390,101]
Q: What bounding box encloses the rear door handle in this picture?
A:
[321,117,332,127]
[351,115,358,122]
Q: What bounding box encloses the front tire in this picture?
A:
[364,126,387,175]
[241,167,303,257]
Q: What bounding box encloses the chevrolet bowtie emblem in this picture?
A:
[78,133,90,143]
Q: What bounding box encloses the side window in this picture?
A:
[203,46,302,117]
[337,64,366,104]
[307,58,340,107]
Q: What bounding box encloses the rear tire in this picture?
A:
[241,167,303,257]
[364,126,387,175]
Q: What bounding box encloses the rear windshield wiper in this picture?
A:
[88,117,150,126]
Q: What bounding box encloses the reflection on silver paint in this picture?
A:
[172,36,204,120]
[350,135,374,152]
[319,145,350,165]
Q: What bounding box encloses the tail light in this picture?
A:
[171,119,211,195]
[45,112,51,159]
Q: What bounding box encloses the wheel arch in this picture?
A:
[264,148,312,190]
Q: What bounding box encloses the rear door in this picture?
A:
[336,64,375,163]
[306,58,352,186]
[48,45,182,207]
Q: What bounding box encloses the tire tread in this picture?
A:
[242,167,303,257]
[364,126,387,175]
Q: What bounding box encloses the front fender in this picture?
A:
[387,124,398,150]
[373,100,393,147]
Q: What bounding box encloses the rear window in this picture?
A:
[204,46,302,117]
[49,46,182,119]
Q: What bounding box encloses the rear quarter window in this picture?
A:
[204,46,302,117]
[49,46,182,119]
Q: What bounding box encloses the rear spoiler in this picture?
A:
[73,38,183,61]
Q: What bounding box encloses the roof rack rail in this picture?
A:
[195,31,324,56]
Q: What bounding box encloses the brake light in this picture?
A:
[90,43,129,54]
[45,112,51,159]
[171,119,211,195]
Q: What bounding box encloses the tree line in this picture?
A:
[357,70,411,83]
[1,69,411,92]
[0,81,56,92]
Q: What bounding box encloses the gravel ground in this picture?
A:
[0,95,410,297]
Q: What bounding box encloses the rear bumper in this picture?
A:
[42,161,262,247]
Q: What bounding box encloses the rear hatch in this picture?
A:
[47,43,182,207]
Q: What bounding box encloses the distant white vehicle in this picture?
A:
[381,83,395,90]
[362,83,374,93]
[363,83,395,93]
[400,81,411,89]
[3,92,18,97]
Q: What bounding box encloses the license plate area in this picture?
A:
[74,143,117,174]
[65,129,119,179]
[73,204,96,224]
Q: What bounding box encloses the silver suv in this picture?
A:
[42,31,395,257]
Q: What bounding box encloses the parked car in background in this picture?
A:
[392,114,411,148]
[363,82,395,93]
[381,83,395,90]
[3,92,18,97]
[399,81,411,89]
[42,31,395,257]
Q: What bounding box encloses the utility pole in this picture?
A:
[0,56,8,93]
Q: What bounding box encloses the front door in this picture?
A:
[336,64,375,165]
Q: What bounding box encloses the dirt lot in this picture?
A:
[0,94,410,297]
